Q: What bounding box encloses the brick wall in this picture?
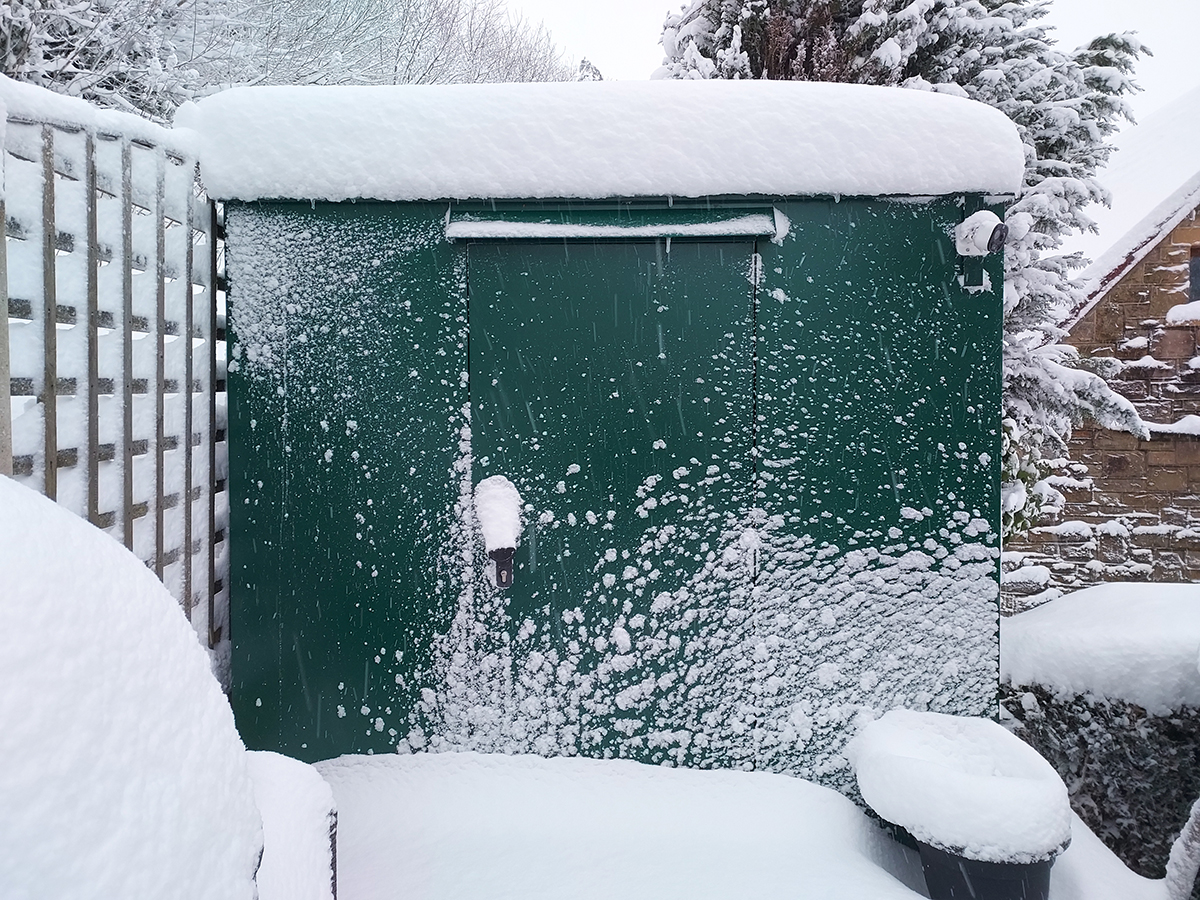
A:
[1004,206,1200,611]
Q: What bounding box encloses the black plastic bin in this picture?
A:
[916,841,1054,900]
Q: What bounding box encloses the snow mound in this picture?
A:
[248,752,337,900]
[1166,301,1200,326]
[0,477,261,900]
[1001,582,1200,713]
[853,710,1070,863]
[315,751,929,900]
[1148,415,1200,437]
[178,80,1024,202]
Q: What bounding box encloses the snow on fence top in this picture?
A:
[0,74,195,157]
[177,81,1025,203]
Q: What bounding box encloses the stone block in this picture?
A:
[1147,450,1177,466]
[1096,532,1130,564]
[1176,440,1200,466]
[1137,400,1175,421]
[1102,452,1146,478]
[1061,540,1099,561]
[1147,467,1189,492]
[1091,492,1132,513]
[1094,430,1141,450]
[1155,327,1196,360]
[1096,304,1126,343]
[1112,379,1150,400]
[1153,552,1187,581]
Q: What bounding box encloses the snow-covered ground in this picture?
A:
[315,750,1164,900]
[317,751,929,900]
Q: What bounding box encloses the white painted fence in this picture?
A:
[0,78,228,649]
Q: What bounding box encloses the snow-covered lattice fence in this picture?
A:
[0,77,228,648]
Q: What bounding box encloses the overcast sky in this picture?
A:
[510,0,1200,120]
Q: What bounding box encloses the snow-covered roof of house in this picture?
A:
[177,81,1025,203]
[1070,84,1200,321]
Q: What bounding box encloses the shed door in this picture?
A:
[468,239,755,656]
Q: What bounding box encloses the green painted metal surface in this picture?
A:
[468,239,754,621]
[227,202,465,760]
[227,195,1002,781]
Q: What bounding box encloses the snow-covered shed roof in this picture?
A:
[1070,85,1200,321]
[177,81,1024,203]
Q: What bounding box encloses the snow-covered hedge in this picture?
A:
[0,477,261,899]
[1004,685,1200,895]
[1002,583,1200,896]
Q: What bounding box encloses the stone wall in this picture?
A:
[1004,206,1200,611]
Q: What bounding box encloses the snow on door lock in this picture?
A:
[474,476,523,589]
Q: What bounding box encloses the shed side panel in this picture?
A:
[226,202,466,760]
[752,197,1002,788]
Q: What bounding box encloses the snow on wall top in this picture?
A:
[1001,582,1200,714]
[1069,85,1200,316]
[177,81,1025,202]
[0,477,261,899]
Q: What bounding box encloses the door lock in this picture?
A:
[489,547,515,588]
[474,475,523,590]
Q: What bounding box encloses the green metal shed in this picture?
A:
[183,79,1025,789]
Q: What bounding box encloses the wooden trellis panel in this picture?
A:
[1,100,228,650]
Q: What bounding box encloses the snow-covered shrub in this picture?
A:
[0,477,262,899]
[1002,684,1200,896]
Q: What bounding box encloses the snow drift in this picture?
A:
[0,476,261,900]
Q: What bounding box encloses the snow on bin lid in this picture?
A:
[852,709,1070,864]
[177,81,1025,203]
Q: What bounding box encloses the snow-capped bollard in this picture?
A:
[474,475,523,588]
[852,709,1071,900]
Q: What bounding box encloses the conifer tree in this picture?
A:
[661,0,1149,537]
